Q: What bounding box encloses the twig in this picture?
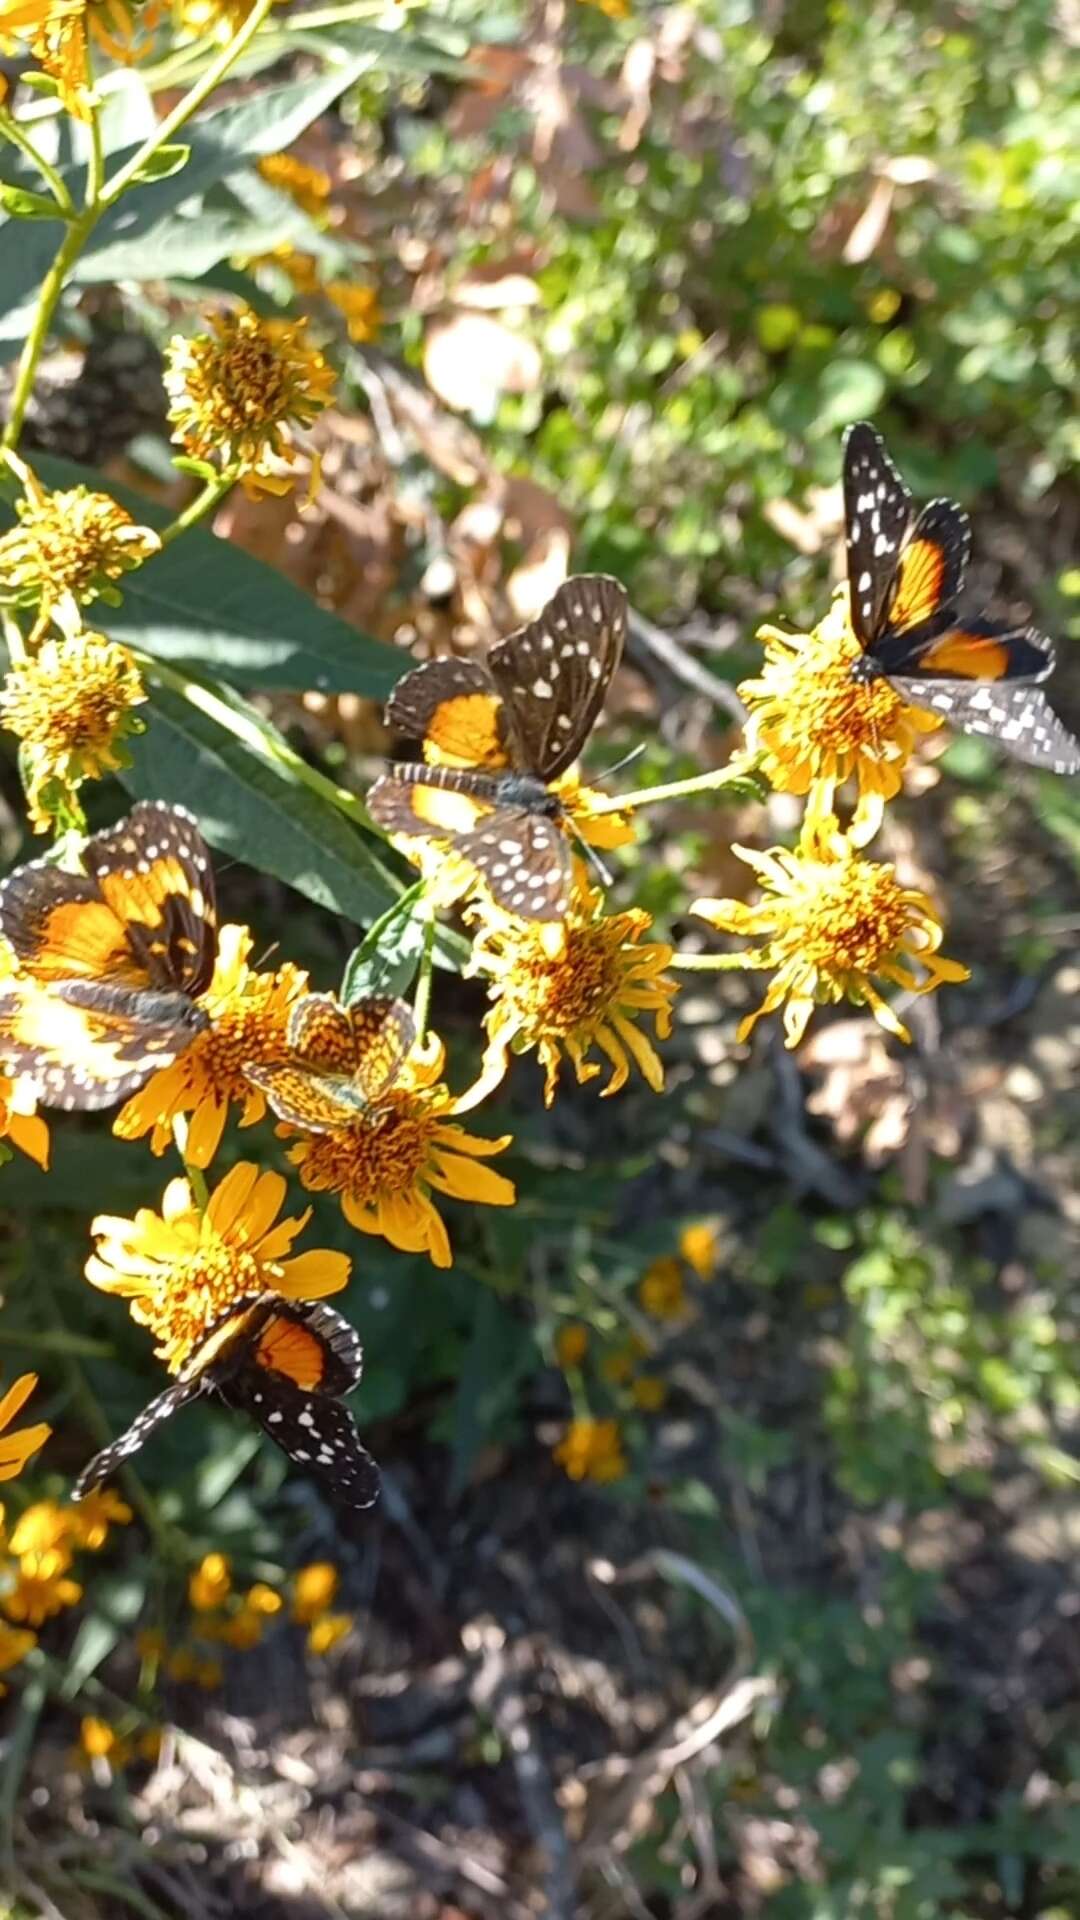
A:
[471,1627,577,1920]
[626,608,747,722]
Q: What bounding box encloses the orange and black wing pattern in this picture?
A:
[0,802,216,1110]
[244,992,416,1132]
[488,573,628,781]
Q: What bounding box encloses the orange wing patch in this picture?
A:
[888,538,949,631]
[409,784,491,834]
[423,693,509,770]
[912,630,1011,680]
[18,898,139,984]
[255,1315,328,1390]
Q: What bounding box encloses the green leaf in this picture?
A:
[10,456,402,699]
[128,142,191,184]
[340,881,431,1003]
[123,677,401,928]
[0,182,66,221]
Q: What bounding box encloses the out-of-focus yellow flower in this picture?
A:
[327,281,381,343]
[8,1499,68,1557]
[188,1553,231,1612]
[86,1162,351,1374]
[215,1603,266,1650]
[0,0,91,118]
[679,1220,721,1282]
[0,1373,50,1482]
[0,453,160,640]
[245,1582,283,1616]
[164,306,335,497]
[175,0,276,42]
[307,1611,352,1655]
[0,629,147,834]
[291,1560,338,1623]
[0,1070,49,1170]
[258,152,332,218]
[79,1716,131,1766]
[631,1375,667,1412]
[3,1548,81,1625]
[66,1486,132,1550]
[553,1417,627,1484]
[283,1032,515,1271]
[554,1322,589,1369]
[692,829,969,1049]
[465,879,677,1108]
[0,1620,36,1695]
[638,1256,685,1321]
[113,924,308,1167]
[739,588,943,844]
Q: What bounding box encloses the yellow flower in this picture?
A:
[215,1602,266,1650]
[550,773,635,852]
[554,1322,589,1369]
[0,0,91,118]
[175,0,272,42]
[0,1071,49,1170]
[79,1716,127,1763]
[307,1611,352,1655]
[465,880,677,1108]
[0,453,160,639]
[739,588,942,844]
[113,923,308,1167]
[86,1162,351,1373]
[189,1552,231,1612]
[292,1560,338,1623]
[0,1620,36,1694]
[8,1499,68,1557]
[553,1417,627,1484]
[3,1548,81,1625]
[66,1486,132,1550]
[164,307,335,495]
[692,829,969,1049]
[326,281,381,344]
[258,153,332,218]
[638,1256,685,1321]
[245,1582,283,1616]
[631,1375,667,1412]
[283,1033,515,1271]
[0,629,147,833]
[0,1373,50,1482]
[679,1220,720,1282]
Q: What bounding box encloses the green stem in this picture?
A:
[172,1115,210,1209]
[0,113,75,214]
[1,207,101,452]
[586,754,765,817]
[100,0,277,207]
[87,95,105,205]
[158,470,238,547]
[412,904,436,1039]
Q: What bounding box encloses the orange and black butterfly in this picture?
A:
[244,991,416,1132]
[844,422,1080,772]
[73,1294,380,1510]
[367,574,628,920]
[0,800,217,1110]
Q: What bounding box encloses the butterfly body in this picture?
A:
[0,801,218,1108]
[73,1293,380,1511]
[244,990,417,1134]
[369,574,628,919]
[842,422,1080,772]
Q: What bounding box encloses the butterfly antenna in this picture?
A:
[595,741,647,783]
[570,826,614,890]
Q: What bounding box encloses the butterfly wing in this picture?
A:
[488,574,628,781]
[85,801,218,998]
[458,806,572,919]
[871,499,972,672]
[0,975,207,1110]
[0,863,137,986]
[843,421,916,647]
[384,656,514,770]
[217,1301,378,1511]
[248,993,417,1130]
[72,1374,207,1500]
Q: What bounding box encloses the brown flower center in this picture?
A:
[797,860,913,972]
[292,1101,434,1202]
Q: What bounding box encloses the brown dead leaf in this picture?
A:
[801,1019,913,1167]
[423,312,542,417]
[507,526,571,621]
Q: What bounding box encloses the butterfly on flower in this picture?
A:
[843,422,1080,773]
[0,801,217,1110]
[367,574,628,920]
[244,991,416,1131]
[73,1294,380,1511]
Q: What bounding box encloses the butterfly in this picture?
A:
[367,574,628,920]
[843,422,1080,773]
[73,1293,380,1511]
[244,991,416,1132]
[0,800,217,1110]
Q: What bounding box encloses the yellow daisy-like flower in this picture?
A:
[3,1548,82,1626]
[79,1716,128,1764]
[549,773,635,853]
[188,1552,231,1612]
[85,1161,351,1373]
[638,1256,685,1321]
[464,880,677,1108]
[0,628,147,834]
[113,923,308,1168]
[307,1611,352,1655]
[291,1560,338,1623]
[693,829,969,1049]
[0,453,160,639]
[164,306,335,496]
[739,587,942,844]
[65,1486,132,1551]
[258,153,332,218]
[0,0,91,118]
[8,1499,69,1557]
[0,1373,50,1482]
[174,0,272,43]
[283,1033,515,1271]
[326,281,381,344]
[0,1071,49,1169]
[553,1417,627,1484]
[0,1620,37,1695]
[679,1220,720,1282]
